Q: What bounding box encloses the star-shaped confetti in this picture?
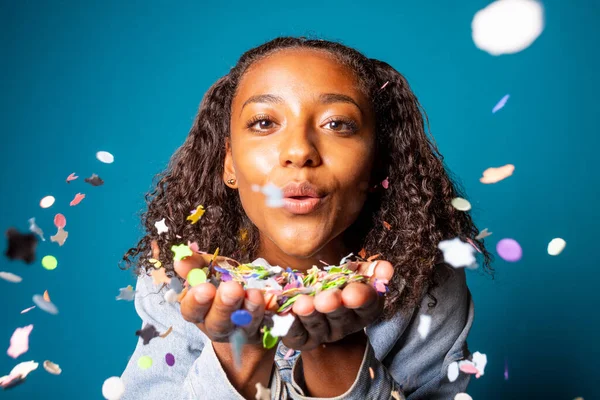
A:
[4,228,38,264]
[154,218,168,234]
[70,193,85,206]
[28,218,45,241]
[84,173,104,186]
[136,324,160,345]
[270,314,295,337]
[66,173,78,183]
[475,228,492,240]
[50,227,68,246]
[255,382,271,400]
[116,286,136,301]
[7,325,33,359]
[187,205,206,224]
[437,237,477,268]
[171,244,193,261]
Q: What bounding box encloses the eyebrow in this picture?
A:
[239,93,362,117]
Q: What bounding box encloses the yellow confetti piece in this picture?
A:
[41,255,58,270]
[171,244,193,261]
[187,269,207,287]
[148,258,162,268]
[137,356,152,370]
[186,205,205,224]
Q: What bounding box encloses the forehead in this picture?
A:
[233,49,366,104]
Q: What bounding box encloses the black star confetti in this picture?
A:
[84,173,104,186]
[4,228,38,264]
[135,324,160,345]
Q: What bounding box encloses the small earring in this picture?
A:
[226,178,236,185]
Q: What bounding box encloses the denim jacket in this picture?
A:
[120,260,474,399]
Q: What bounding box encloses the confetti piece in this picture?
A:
[28,218,45,241]
[230,329,247,369]
[165,353,175,367]
[504,358,509,380]
[154,218,168,234]
[96,151,115,164]
[480,164,515,184]
[455,394,473,400]
[417,315,432,339]
[438,238,477,268]
[151,266,170,285]
[50,227,68,246]
[472,351,488,377]
[136,324,160,345]
[116,286,135,301]
[85,173,104,186]
[283,348,295,360]
[164,289,178,303]
[271,314,295,337]
[53,214,66,229]
[159,326,173,339]
[148,258,162,268]
[369,367,375,379]
[137,356,153,370]
[1,361,38,388]
[43,360,61,375]
[70,193,85,206]
[383,221,392,230]
[33,294,58,314]
[186,268,206,286]
[0,272,22,283]
[0,373,24,389]
[171,244,193,261]
[381,177,389,189]
[548,238,566,256]
[391,391,402,400]
[496,238,522,262]
[262,328,278,349]
[231,310,253,327]
[40,196,55,209]
[20,306,35,314]
[7,325,33,359]
[459,361,478,375]
[255,382,271,400]
[475,228,492,240]
[5,228,38,264]
[102,376,125,400]
[66,173,78,183]
[187,205,206,224]
[451,197,471,211]
[41,255,58,270]
[492,94,510,113]
[447,361,459,382]
[261,183,284,208]
[43,290,50,302]
[472,0,544,56]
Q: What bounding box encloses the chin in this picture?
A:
[277,238,324,259]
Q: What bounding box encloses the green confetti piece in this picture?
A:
[187,268,207,286]
[41,255,58,270]
[262,328,278,349]
[137,355,153,370]
[277,295,300,313]
[171,244,193,261]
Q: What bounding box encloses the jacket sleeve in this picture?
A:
[119,273,249,399]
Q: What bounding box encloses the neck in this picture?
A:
[257,236,349,272]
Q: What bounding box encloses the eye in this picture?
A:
[323,117,359,134]
[245,114,277,133]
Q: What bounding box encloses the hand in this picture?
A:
[282,260,393,352]
[173,253,266,344]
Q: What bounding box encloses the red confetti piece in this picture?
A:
[383,221,392,230]
[70,193,85,206]
[66,173,78,183]
[54,214,66,229]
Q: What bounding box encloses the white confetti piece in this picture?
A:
[455,394,473,400]
[473,351,488,377]
[255,382,271,400]
[447,361,459,382]
[480,164,515,184]
[547,238,566,256]
[32,294,58,315]
[163,288,178,303]
[154,218,168,235]
[40,196,55,209]
[417,315,432,339]
[9,360,38,378]
[43,360,62,375]
[0,271,22,283]
[96,151,115,164]
[438,238,477,268]
[271,313,295,337]
[492,94,510,113]
[472,0,544,56]
[7,325,33,359]
[20,306,35,314]
[451,197,471,211]
[475,228,493,240]
[102,376,125,400]
[28,218,45,241]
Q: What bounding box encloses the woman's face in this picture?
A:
[226,48,376,267]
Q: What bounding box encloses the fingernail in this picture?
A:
[194,291,212,304]
[221,291,239,306]
[244,298,260,312]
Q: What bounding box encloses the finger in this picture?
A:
[341,283,382,322]
[324,306,357,339]
[173,252,212,279]
[203,281,245,341]
[180,283,217,324]
[243,288,266,336]
[355,260,394,282]
[313,289,342,314]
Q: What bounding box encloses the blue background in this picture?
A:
[1,0,598,399]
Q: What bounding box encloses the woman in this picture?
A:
[120,36,492,400]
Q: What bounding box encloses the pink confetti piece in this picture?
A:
[66,173,78,183]
[70,193,85,206]
[496,238,522,262]
[7,325,33,359]
[492,94,510,113]
[283,348,295,360]
[380,81,389,90]
[188,241,200,253]
[53,213,66,229]
[20,306,36,314]
[466,238,482,253]
[459,362,479,375]
[381,177,389,189]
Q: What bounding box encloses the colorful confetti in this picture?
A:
[437,238,477,268]
[53,214,66,229]
[0,272,22,283]
[7,325,33,359]
[40,196,55,209]
[547,238,566,256]
[186,268,207,286]
[102,376,125,400]
[231,310,253,327]
[187,205,206,224]
[381,177,389,189]
[96,151,115,164]
[492,94,510,113]
[154,218,168,234]
[28,218,45,241]
[137,355,152,369]
[70,193,86,206]
[41,255,58,270]
[50,227,68,246]
[480,164,515,184]
[5,228,38,264]
[1,361,38,389]
[171,244,193,261]
[136,324,160,345]
[496,238,522,262]
[66,173,78,183]
[43,290,50,302]
[165,353,175,367]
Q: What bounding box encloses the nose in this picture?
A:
[279,126,322,168]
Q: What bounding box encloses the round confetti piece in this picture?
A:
[54,213,66,229]
[454,394,473,400]
[165,353,175,367]
[40,196,55,209]
[186,268,206,287]
[102,376,125,400]
[41,255,58,270]
[43,360,62,375]
[496,238,522,262]
[137,355,153,370]
[547,238,566,256]
[451,197,471,211]
[96,151,114,164]
[231,309,253,327]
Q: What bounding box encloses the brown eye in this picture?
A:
[324,117,358,134]
[245,115,276,133]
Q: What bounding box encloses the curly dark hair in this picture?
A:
[122,35,493,319]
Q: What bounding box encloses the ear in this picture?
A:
[223,137,237,188]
